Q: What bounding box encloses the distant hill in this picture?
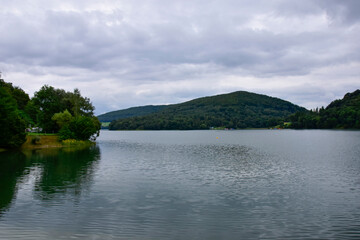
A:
[97,105,168,122]
[288,89,360,129]
[109,91,306,130]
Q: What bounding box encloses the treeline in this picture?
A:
[110,114,283,130]
[287,89,360,129]
[98,105,168,122]
[0,78,100,148]
[0,80,27,148]
[109,91,305,130]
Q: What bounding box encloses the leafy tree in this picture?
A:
[55,112,100,141]
[0,86,26,148]
[67,116,101,141]
[24,100,39,125]
[52,110,72,128]
[58,125,75,141]
[32,85,67,132]
[0,79,30,110]
[32,86,97,133]
[67,89,95,117]
[0,79,33,126]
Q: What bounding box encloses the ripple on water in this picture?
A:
[1,130,360,239]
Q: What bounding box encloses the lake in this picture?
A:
[1,130,360,239]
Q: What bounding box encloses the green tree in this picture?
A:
[32,85,67,132]
[0,79,30,110]
[52,110,73,128]
[67,116,101,141]
[0,87,26,148]
[58,125,75,141]
[67,89,94,117]
[24,100,39,125]
[33,86,97,132]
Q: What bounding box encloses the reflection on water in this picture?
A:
[0,151,27,216]
[0,130,360,239]
[0,146,100,215]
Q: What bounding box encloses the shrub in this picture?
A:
[58,125,75,141]
[58,116,100,141]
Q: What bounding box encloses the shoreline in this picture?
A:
[21,135,95,150]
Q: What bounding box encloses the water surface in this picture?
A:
[1,130,360,239]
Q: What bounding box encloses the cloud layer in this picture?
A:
[0,0,359,114]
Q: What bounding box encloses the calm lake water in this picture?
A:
[0,130,360,239]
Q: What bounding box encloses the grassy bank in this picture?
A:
[21,135,95,150]
[22,135,62,149]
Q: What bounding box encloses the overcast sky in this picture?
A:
[0,0,359,114]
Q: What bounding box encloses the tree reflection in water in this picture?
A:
[0,151,28,216]
[0,146,100,215]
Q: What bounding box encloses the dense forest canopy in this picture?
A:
[97,105,168,122]
[109,91,306,130]
[0,78,100,148]
[287,89,360,129]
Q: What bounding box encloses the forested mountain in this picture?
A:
[288,89,360,129]
[97,105,168,122]
[109,91,306,130]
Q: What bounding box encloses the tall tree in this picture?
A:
[32,86,96,132]
[32,85,67,132]
[67,89,95,117]
[0,86,26,148]
[0,79,30,111]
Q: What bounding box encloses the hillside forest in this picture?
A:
[287,90,360,129]
[109,91,306,130]
[108,90,360,130]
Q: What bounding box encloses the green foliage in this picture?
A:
[0,77,100,146]
[24,100,39,125]
[32,86,96,132]
[32,85,67,132]
[58,125,75,141]
[0,79,33,126]
[0,79,30,111]
[57,115,100,141]
[0,86,26,148]
[52,110,73,128]
[100,122,111,129]
[287,89,360,129]
[97,105,168,122]
[69,88,95,117]
[109,91,306,130]
[67,116,101,141]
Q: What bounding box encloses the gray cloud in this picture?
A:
[0,0,359,114]
[318,0,360,25]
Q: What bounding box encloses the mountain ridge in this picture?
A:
[108,90,306,130]
[98,105,168,122]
